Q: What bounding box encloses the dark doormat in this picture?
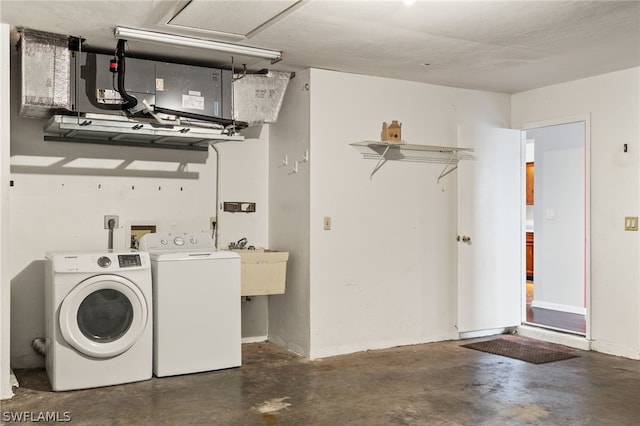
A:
[461,337,579,364]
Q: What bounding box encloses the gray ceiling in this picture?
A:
[1,0,639,93]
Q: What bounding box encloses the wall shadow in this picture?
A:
[10,260,46,369]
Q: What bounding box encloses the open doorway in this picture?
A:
[522,120,588,336]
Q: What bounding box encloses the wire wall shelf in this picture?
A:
[350,141,474,181]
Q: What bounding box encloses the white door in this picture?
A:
[457,125,522,334]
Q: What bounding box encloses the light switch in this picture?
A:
[323,217,331,230]
[624,216,638,231]
[545,208,556,220]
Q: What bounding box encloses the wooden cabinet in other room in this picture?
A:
[526,232,534,280]
[526,162,534,205]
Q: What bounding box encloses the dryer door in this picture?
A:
[58,274,149,358]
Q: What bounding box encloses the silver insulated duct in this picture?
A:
[18,28,71,119]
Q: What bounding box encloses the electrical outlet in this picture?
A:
[104,215,119,229]
[323,216,331,230]
[210,216,217,229]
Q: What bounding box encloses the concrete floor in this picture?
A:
[3,337,640,425]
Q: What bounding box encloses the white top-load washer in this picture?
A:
[45,251,152,391]
[139,231,241,377]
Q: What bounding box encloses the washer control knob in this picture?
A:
[190,237,198,244]
[97,256,111,268]
[174,237,185,246]
[160,239,168,245]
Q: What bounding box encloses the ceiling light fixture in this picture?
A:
[114,26,283,62]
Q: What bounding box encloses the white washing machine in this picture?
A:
[139,232,241,377]
[44,251,152,391]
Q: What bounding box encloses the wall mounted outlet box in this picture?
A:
[241,202,256,213]
[130,225,156,249]
[223,202,256,213]
[103,215,119,229]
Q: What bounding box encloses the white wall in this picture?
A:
[307,69,511,358]
[528,123,585,313]
[268,70,312,356]
[213,127,270,340]
[215,126,269,251]
[1,22,14,399]
[8,42,270,368]
[512,68,640,359]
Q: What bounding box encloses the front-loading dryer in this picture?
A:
[44,251,152,391]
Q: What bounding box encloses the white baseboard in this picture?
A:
[242,335,268,344]
[458,328,513,340]
[531,300,586,315]
[590,340,640,360]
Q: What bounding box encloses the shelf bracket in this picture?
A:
[437,151,459,183]
[370,145,391,179]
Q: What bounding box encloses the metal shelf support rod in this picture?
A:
[370,145,391,179]
[437,151,458,183]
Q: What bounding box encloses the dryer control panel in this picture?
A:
[118,254,143,268]
[47,251,150,273]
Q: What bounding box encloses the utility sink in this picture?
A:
[231,249,289,296]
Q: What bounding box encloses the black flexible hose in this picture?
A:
[115,39,138,111]
[108,218,116,250]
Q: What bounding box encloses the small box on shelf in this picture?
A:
[381,120,402,143]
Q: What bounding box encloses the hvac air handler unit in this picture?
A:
[70,50,236,124]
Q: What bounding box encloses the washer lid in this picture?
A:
[58,274,149,358]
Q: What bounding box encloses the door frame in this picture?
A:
[519,114,591,342]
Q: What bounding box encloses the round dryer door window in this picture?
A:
[59,274,149,358]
